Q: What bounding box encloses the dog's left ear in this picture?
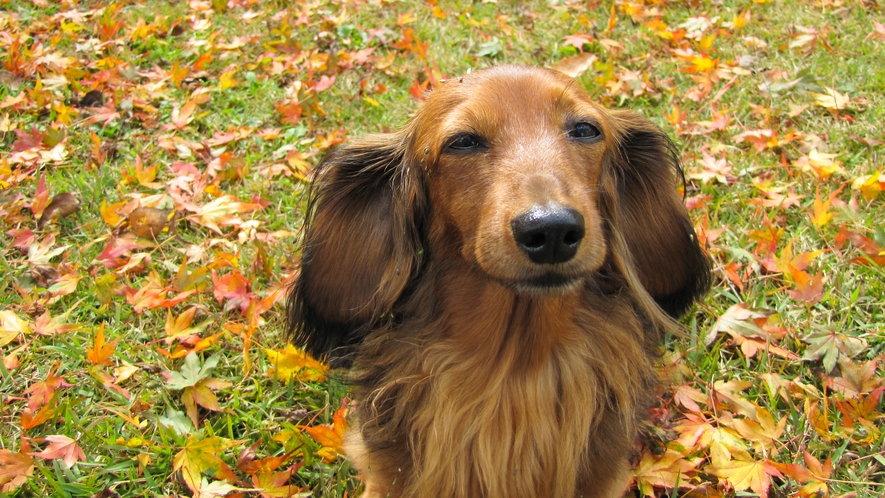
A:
[286,131,427,362]
[599,111,711,319]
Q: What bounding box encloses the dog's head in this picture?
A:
[288,66,710,359]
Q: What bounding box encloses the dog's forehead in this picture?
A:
[422,66,603,133]
[441,66,586,105]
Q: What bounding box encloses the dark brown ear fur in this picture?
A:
[600,111,711,319]
[286,132,426,362]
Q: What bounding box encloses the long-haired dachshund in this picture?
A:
[287,65,710,498]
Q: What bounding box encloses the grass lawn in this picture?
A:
[1,0,884,496]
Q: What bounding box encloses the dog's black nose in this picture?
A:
[511,206,584,264]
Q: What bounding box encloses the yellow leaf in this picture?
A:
[47,272,80,296]
[698,33,716,51]
[732,10,750,32]
[809,87,849,111]
[689,55,717,73]
[219,71,238,89]
[0,311,29,347]
[793,149,845,180]
[164,307,206,343]
[851,169,883,201]
[708,447,776,496]
[173,435,242,495]
[100,200,127,228]
[397,12,416,25]
[730,405,787,453]
[633,448,701,495]
[189,195,261,234]
[810,191,834,227]
[265,343,328,383]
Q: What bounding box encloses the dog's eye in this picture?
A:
[446,133,485,152]
[568,122,601,140]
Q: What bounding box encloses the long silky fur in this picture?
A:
[286,130,427,363]
[287,65,711,498]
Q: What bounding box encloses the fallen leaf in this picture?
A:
[0,439,34,492]
[837,226,885,266]
[809,86,849,112]
[633,448,702,496]
[551,53,598,78]
[173,434,242,495]
[128,207,172,239]
[802,326,867,373]
[30,435,85,469]
[87,323,118,366]
[828,358,883,397]
[300,407,347,463]
[707,447,781,497]
[265,343,328,383]
[37,192,80,228]
[0,310,29,347]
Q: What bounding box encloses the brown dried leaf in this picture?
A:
[128,207,172,239]
[37,193,80,228]
[551,53,598,78]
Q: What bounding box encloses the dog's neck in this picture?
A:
[428,265,585,368]
[360,259,651,496]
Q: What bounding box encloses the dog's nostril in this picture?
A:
[525,233,547,249]
[511,206,585,265]
[563,230,581,246]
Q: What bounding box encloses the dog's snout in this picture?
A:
[511,206,585,264]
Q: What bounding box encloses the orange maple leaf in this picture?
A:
[31,310,79,336]
[300,407,348,463]
[123,285,196,314]
[21,401,56,430]
[29,171,50,219]
[164,307,207,343]
[0,438,34,492]
[836,226,885,266]
[769,449,831,497]
[23,369,69,412]
[212,270,255,313]
[86,323,118,366]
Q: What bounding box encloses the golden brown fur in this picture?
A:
[287,66,710,498]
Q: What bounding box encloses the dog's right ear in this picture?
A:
[286,131,426,362]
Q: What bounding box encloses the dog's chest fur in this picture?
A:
[348,278,657,498]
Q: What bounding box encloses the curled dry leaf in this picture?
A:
[128,207,172,239]
[37,193,80,228]
[551,53,598,78]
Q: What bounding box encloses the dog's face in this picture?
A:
[412,67,619,293]
[288,65,711,358]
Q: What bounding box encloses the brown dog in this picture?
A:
[288,65,710,498]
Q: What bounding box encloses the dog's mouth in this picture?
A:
[503,272,585,295]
